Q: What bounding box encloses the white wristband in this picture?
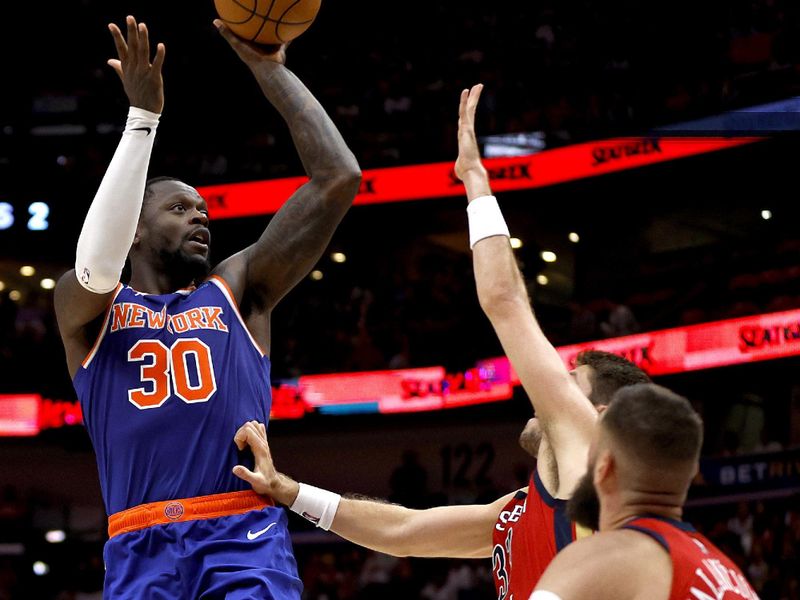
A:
[467,195,510,249]
[289,483,341,531]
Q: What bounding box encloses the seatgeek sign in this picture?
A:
[198,137,757,219]
[4,308,800,435]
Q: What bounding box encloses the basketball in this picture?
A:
[214,0,322,45]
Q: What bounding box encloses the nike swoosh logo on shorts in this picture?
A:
[247,522,277,540]
[132,126,152,135]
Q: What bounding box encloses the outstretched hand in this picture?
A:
[454,84,486,183]
[214,20,287,67]
[107,15,165,114]
[233,421,298,504]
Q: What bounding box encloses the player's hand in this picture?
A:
[233,421,299,505]
[214,20,288,67]
[454,84,487,184]
[107,15,165,114]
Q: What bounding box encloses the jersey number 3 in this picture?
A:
[127,339,217,409]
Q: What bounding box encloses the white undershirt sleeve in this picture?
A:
[74,106,160,293]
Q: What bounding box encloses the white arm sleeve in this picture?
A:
[529,592,563,600]
[74,106,161,293]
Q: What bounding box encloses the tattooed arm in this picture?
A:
[211,21,361,353]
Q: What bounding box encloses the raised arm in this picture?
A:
[233,422,513,559]
[55,16,165,377]
[212,23,361,316]
[455,85,597,495]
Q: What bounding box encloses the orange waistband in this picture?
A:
[108,490,274,539]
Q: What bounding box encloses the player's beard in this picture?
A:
[159,246,211,287]
[566,469,600,531]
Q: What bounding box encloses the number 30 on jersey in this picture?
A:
[127,338,217,409]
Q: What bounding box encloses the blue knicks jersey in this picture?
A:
[73,276,271,515]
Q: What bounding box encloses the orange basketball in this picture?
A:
[214,0,321,45]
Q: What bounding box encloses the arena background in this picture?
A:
[1,1,799,598]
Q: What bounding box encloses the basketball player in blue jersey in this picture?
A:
[228,85,650,600]
[53,15,360,599]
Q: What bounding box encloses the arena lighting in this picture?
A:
[27,201,50,231]
[32,561,49,576]
[0,281,5,291]
[481,131,547,158]
[40,278,56,290]
[8,290,20,301]
[0,202,12,229]
[761,209,773,220]
[19,265,35,276]
[7,308,800,434]
[0,394,83,436]
[536,274,549,285]
[310,270,323,281]
[297,308,800,414]
[199,137,757,220]
[510,238,523,249]
[331,252,346,263]
[568,232,580,243]
[540,251,557,263]
[45,530,66,543]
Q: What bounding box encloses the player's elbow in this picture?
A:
[338,166,362,199]
[478,286,529,320]
[320,160,362,203]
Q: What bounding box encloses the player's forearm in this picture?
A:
[471,230,586,425]
[329,498,428,557]
[332,500,491,559]
[473,235,530,317]
[467,196,570,394]
[251,62,360,184]
[251,463,492,558]
[75,107,160,293]
[257,471,414,555]
[462,167,527,314]
[488,307,576,403]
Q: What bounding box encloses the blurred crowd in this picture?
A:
[294,493,800,600]
[141,0,800,179]
[558,236,800,345]
[687,498,800,600]
[1,479,797,600]
[3,0,800,597]
[3,0,800,395]
[3,231,800,399]
[3,0,800,194]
